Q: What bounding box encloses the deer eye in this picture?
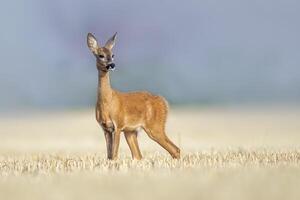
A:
[98,54,105,58]
[112,54,114,58]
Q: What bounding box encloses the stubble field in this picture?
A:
[0,106,300,200]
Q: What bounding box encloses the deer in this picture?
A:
[87,32,180,160]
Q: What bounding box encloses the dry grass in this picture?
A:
[0,150,300,200]
[0,149,300,175]
[0,106,300,200]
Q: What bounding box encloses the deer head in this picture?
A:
[87,32,117,72]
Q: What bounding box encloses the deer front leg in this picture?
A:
[124,131,142,160]
[104,130,113,159]
[112,129,121,160]
[101,122,115,160]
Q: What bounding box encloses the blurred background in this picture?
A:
[1,2,300,199]
[0,0,299,112]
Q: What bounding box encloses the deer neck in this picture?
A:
[97,70,113,105]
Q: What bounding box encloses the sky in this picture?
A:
[0,0,299,110]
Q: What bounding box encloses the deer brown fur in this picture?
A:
[87,32,180,160]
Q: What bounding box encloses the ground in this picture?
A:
[0,106,300,200]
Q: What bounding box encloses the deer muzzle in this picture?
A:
[106,63,115,71]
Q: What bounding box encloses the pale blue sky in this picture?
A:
[0,0,299,110]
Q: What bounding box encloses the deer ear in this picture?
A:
[105,32,117,50]
[87,33,99,53]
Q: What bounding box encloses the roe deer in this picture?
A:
[87,32,180,160]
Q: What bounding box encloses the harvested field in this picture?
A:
[0,106,300,200]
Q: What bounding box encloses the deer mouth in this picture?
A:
[106,63,115,71]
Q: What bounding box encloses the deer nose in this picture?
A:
[106,63,115,70]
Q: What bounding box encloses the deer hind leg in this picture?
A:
[124,131,142,160]
[144,126,180,159]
